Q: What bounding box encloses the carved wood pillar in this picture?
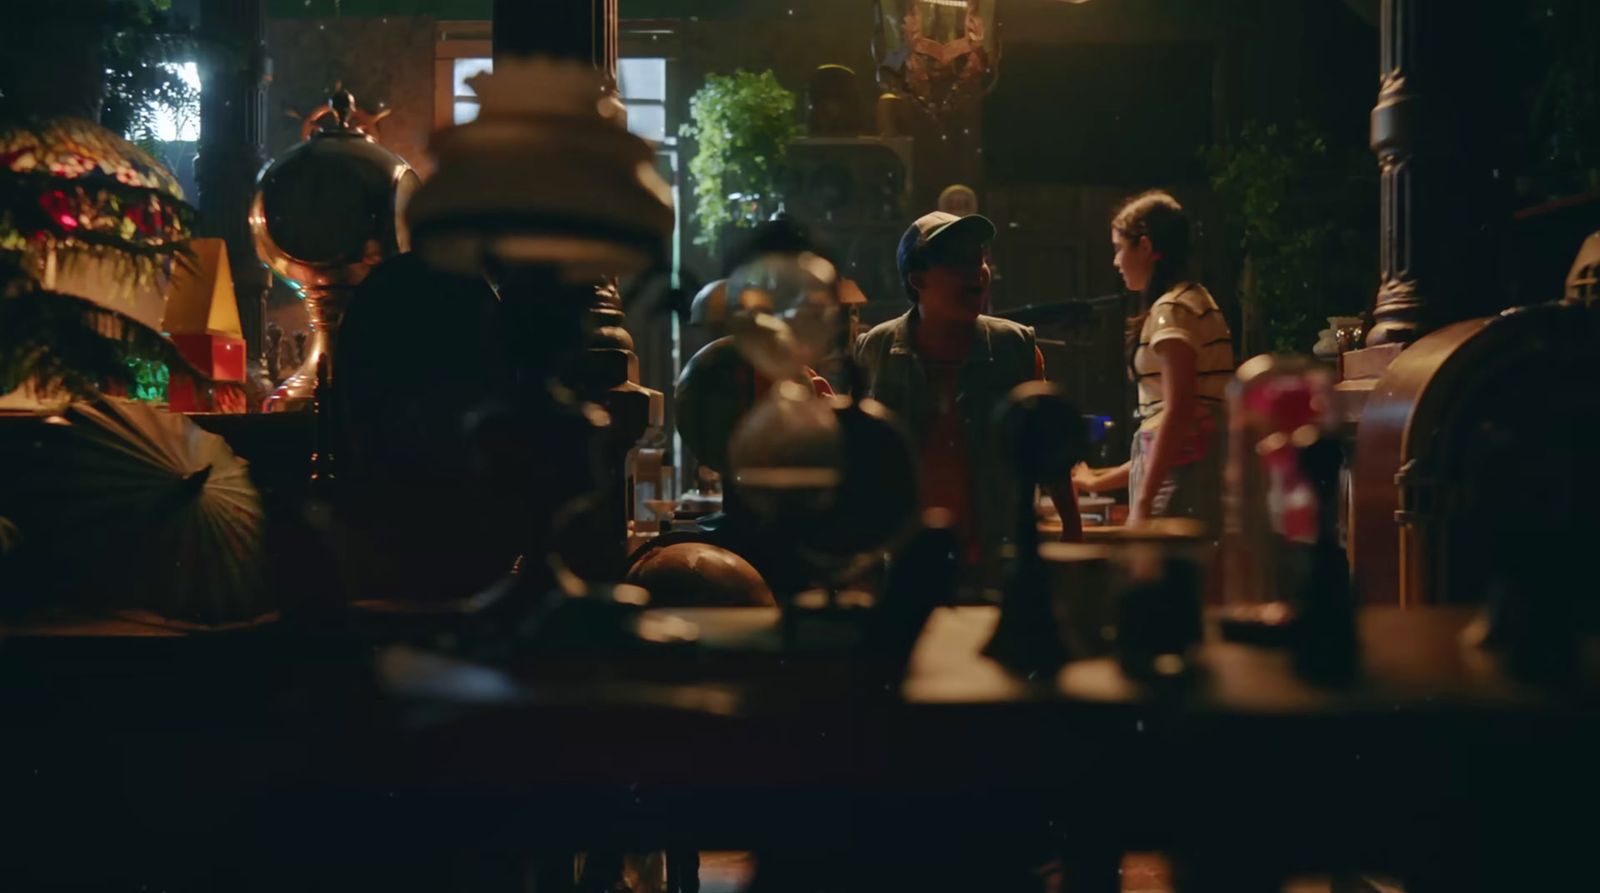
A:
[196,0,269,395]
[1365,0,1421,345]
[1347,0,1522,603]
[1364,0,1512,347]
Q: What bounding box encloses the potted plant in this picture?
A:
[681,70,802,251]
[1206,119,1376,355]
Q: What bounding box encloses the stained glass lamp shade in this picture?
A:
[0,117,193,332]
[0,118,197,406]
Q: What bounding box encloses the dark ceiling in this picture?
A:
[265,0,743,19]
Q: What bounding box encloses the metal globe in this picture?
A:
[727,382,845,524]
[723,251,843,383]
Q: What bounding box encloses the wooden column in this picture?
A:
[1345,0,1520,603]
[1340,0,1512,447]
[1364,0,1421,346]
[1363,0,1512,347]
[195,0,269,397]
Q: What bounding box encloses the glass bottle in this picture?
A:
[1220,355,1339,608]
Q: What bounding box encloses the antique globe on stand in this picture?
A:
[723,250,846,388]
[728,379,846,527]
[722,249,918,608]
[249,89,420,412]
[723,250,849,531]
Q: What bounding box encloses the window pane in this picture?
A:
[619,58,666,102]
[627,104,666,143]
[453,58,493,97]
[136,61,201,142]
[454,100,481,125]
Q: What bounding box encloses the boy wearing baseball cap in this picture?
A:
[855,211,1082,593]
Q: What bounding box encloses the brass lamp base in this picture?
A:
[261,356,321,412]
[262,289,343,413]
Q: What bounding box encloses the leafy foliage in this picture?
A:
[1206,120,1376,354]
[0,0,195,130]
[101,0,197,148]
[1524,0,1600,196]
[680,70,802,249]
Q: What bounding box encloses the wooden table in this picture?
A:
[1,606,1595,890]
[363,606,1598,886]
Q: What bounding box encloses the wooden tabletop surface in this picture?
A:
[0,603,1595,882]
[370,605,1557,715]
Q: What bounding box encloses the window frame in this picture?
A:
[433,21,492,130]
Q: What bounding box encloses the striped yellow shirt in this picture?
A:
[1133,283,1234,432]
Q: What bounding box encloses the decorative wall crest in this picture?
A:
[873,0,999,120]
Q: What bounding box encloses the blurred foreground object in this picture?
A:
[983,382,1089,673]
[723,250,846,385]
[1222,355,1340,606]
[373,36,675,648]
[331,252,525,604]
[404,58,672,583]
[1218,354,1355,679]
[663,230,917,618]
[405,58,672,281]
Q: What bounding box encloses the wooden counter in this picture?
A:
[0,605,1594,888]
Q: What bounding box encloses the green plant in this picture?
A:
[680,70,802,249]
[102,0,198,148]
[0,0,195,130]
[1206,119,1376,354]
[1525,0,1600,196]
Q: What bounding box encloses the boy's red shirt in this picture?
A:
[915,325,1049,565]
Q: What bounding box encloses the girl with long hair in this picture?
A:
[1073,190,1234,529]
